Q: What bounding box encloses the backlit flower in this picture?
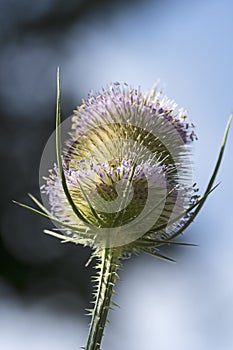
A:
[16,72,231,350]
[40,82,199,252]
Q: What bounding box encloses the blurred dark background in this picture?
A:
[0,0,144,316]
[0,0,233,349]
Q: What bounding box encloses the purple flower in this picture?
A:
[41,82,199,250]
[16,73,231,350]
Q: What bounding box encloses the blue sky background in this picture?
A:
[0,0,233,349]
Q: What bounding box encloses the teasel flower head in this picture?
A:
[16,71,231,259]
[39,79,199,254]
[16,70,231,350]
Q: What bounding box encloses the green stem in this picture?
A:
[85,248,121,350]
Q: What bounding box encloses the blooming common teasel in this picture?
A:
[17,70,231,350]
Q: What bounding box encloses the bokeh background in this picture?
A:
[0,0,233,349]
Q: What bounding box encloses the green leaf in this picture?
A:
[28,193,52,215]
[55,68,91,226]
[137,237,197,247]
[14,195,87,233]
[44,229,77,242]
[13,200,54,221]
[141,248,176,263]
